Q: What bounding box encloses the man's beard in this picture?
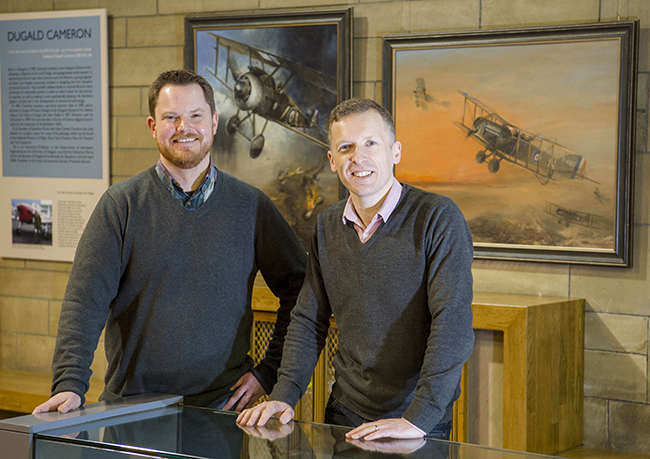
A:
[157,135,213,170]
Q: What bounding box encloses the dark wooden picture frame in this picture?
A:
[186,7,353,248]
[383,21,638,266]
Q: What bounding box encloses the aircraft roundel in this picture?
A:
[287,107,298,126]
[532,151,540,163]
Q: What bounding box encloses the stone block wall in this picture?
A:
[1,0,650,452]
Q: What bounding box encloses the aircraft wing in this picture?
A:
[278,58,337,94]
[458,91,509,126]
[208,33,337,94]
[515,134,599,183]
[282,124,329,149]
[208,34,278,68]
[459,90,579,155]
[498,150,557,183]
[206,66,231,92]
[256,89,329,147]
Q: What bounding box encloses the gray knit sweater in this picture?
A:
[271,184,474,433]
[51,167,307,406]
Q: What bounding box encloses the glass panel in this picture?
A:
[34,403,558,459]
[36,406,355,459]
[467,329,505,448]
[35,438,164,459]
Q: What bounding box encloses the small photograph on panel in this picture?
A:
[11,199,53,245]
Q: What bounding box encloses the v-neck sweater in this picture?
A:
[271,184,474,433]
[51,167,307,406]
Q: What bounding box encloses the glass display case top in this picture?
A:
[29,402,558,459]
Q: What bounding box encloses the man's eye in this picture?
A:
[366,140,377,146]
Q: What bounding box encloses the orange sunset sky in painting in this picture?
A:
[392,38,621,249]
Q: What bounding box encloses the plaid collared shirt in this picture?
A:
[154,157,217,211]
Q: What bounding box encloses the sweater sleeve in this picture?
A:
[269,222,331,408]
[51,191,125,405]
[250,194,308,394]
[401,199,475,433]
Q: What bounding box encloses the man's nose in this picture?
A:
[351,146,365,162]
[175,117,187,132]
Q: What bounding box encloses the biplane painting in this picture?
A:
[393,38,620,251]
[194,25,340,247]
[454,92,599,184]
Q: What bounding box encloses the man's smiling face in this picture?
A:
[327,109,401,207]
[147,83,218,170]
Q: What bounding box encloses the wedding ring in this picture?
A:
[374,425,379,431]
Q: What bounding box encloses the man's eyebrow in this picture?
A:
[160,107,206,116]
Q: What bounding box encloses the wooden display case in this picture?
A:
[454,292,585,455]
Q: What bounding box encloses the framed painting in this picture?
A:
[383,21,638,266]
[186,7,352,247]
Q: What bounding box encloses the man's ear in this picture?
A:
[146,117,156,138]
[212,112,218,136]
[392,141,402,165]
[327,151,337,173]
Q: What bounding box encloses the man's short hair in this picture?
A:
[148,69,216,118]
[327,98,396,144]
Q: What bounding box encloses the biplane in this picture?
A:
[544,201,603,228]
[13,202,52,242]
[410,78,450,112]
[594,187,610,204]
[454,91,598,185]
[206,33,334,158]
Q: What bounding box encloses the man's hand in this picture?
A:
[345,418,426,441]
[236,401,295,426]
[32,391,81,414]
[222,372,265,412]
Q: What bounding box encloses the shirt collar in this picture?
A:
[342,177,403,227]
[155,157,217,210]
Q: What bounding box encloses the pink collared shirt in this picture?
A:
[342,177,403,243]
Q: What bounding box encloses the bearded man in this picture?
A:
[33,70,307,415]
